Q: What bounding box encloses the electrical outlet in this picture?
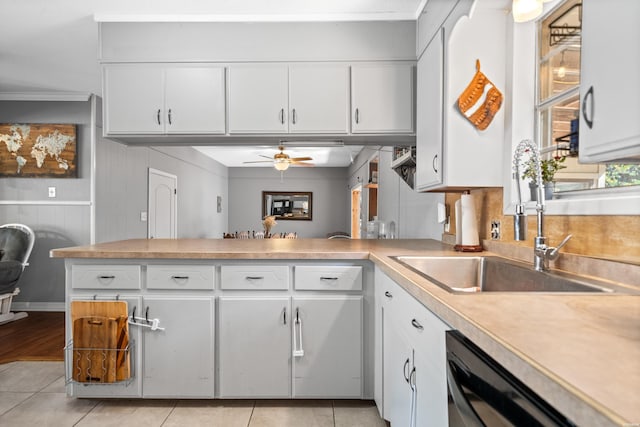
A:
[48,187,56,198]
[490,220,501,240]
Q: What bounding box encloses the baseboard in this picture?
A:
[11,302,65,312]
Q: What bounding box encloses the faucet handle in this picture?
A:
[548,234,573,260]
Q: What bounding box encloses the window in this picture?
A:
[536,0,640,193]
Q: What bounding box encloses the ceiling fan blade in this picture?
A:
[259,155,274,160]
[292,161,314,167]
[243,160,273,164]
[290,156,313,162]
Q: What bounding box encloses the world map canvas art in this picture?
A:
[0,123,77,177]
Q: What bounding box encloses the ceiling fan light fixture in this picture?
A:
[274,158,290,171]
[512,0,543,23]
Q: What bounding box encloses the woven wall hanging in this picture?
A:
[457,60,503,131]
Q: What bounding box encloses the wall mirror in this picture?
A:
[262,191,312,220]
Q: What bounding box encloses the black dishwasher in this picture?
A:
[446,330,576,427]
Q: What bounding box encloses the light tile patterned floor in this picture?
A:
[0,362,388,427]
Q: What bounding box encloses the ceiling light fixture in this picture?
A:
[274,158,290,171]
[512,0,543,23]
[557,51,567,79]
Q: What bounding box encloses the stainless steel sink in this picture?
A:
[391,255,634,294]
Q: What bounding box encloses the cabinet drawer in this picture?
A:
[221,266,289,290]
[295,266,362,291]
[71,265,141,290]
[147,265,214,290]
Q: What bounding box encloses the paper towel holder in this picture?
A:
[454,190,483,252]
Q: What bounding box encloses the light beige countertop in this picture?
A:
[51,238,640,426]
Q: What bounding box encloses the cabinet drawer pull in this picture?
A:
[156,109,161,125]
[384,291,393,298]
[171,275,189,280]
[245,276,264,280]
[98,275,116,279]
[320,276,338,281]
[582,85,594,129]
[403,357,410,383]
[411,319,424,330]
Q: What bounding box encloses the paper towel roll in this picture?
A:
[455,199,462,245]
[460,193,480,246]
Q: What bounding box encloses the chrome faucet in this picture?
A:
[512,139,572,271]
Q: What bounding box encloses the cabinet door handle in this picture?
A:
[279,108,285,125]
[98,275,115,279]
[355,108,360,124]
[411,319,424,330]
[171,275,189,280]
[292,108,297,125]
[168,108,172,125]
[384,291,393,299]
[156,109,161,125]
[283,307,287,325]
[432,154,438,173]
[245,276,264,280]
[582,85,594,129]
[320,276,338,281]
[403,357,411,383]
[409,366,417,391]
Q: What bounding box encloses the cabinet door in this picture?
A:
[218,297,290,398]
[103,64,164,134]
[351,63,414,134]
[142,296,214,398]
[165,66,226,134]
[289,65,350,134]
[579,0,640,163]
[292,296,362,398]
[415,28,444,191]
[383,314,413,426]
[228,65,288,133]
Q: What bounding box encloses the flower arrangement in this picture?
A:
[262,215,277,236]
[521,155,567,184]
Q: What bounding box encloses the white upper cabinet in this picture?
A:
[289,65,350,134]
[415,28,445,191]
[351,63,415,134]
[228,64,350,134]
[415,2,506,192]
[103,64,226,135]
[228,64,289,134]
[579,0,640,163]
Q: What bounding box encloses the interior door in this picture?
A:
[148,168,177,239]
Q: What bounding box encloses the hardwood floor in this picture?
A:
[0,311,65,364]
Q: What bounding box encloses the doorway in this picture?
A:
[148,168,177,239]
[350,184,362,239]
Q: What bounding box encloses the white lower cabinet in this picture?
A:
[292,296,362,398]
[376,267,450,426]
[142,296,215,398]
[218,297,291,398]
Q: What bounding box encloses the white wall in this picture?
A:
[228,167,349,238]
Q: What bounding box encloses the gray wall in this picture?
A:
[0,100,93,307]
[228,168,349,238]
[95,142,229,242]
[349,147,444,239]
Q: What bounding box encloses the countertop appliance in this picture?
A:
[446,330,576,426]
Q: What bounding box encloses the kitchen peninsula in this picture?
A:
[51,238,640,427]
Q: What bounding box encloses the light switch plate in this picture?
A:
[140,211,147,222]
[48,187,56,198]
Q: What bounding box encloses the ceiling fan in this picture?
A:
[243,145,314,171]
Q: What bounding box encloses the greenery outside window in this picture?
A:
[536,0,639,193]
